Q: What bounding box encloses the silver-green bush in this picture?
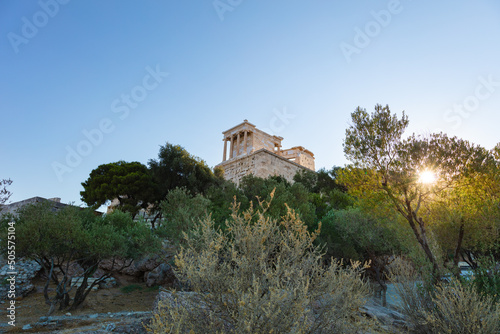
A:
[425,278,500,334]
[148,197,373,333]
[390,258,500,334]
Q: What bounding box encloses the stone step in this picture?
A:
[71,277,116,290]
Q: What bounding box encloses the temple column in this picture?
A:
[243,130,248,155]
[229,135,234,159]
[223,137,228,161]
[236,132,240,157]
[251,131,254,153]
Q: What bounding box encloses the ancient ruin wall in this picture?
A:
[218,149,311,186]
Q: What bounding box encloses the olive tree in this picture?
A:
[429,164,500,269]
[0,203,160,314]
[341,104,497,278]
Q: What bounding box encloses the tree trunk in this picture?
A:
[368,254,388,306]
[407,213,440,281]
[43,259,55,306]
[70,264,106,310]
[71,277,88,310]
[453,222,465,278]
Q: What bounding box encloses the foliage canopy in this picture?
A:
[80,161,155,218]
[341,104,500,277]
[0,203,160,313]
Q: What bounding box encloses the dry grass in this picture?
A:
[425,279,500,334]
[389,258,500,334]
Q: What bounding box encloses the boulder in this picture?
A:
[92,268,107,279]
[123,257,161,277]
[99,277,118,289]
[99,256,161,277]
[98,255,178,287]
[0,259,41,300]
[66,261,85,278]
[361,300,410,333]
[144,263,176,287]
[152,290,209,317]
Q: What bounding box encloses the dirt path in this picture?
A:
[1,277,159,332]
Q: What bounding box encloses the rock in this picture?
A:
[153,290,204,314]
[98,254,179,289]
[28,312,151,333]
[66,261,85,277]
[17,283,35,298]
[0,259,41,300]
[92,268,107,278]
[99,277,118,289]
[22,324,32,330]
[152,290,239,332]
[144,263,176,287]
[99,256,162,278]
[105,322,116,331]
[361,300,410,332]
[125,257,161,276]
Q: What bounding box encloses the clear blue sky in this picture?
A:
[2,0,500,207]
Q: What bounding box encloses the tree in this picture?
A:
[239,174,316,227]
[158,187,211,242]
[318,207,408,303]
[148,143,218,196]
[304,167,353,220]
[292,169,317,192]
[0,178,13,205]
[429,166,500,269]
[81,161,155,218]
[341,104,496,278]
[314,167,348,194]
[205,179,248,228]
[0,203,160,314]
[148,143,220,226]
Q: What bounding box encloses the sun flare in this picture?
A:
[418,170,437,184]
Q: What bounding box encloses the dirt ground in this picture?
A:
[1,276,159,332]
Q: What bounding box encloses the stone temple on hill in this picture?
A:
[216,120,315,185]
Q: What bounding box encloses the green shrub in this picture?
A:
[121,284,143,294]
[146,285,160,292]
[147,196,373,334]
[469,256,500,302]
[158,187,211,242]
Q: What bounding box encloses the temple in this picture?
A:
[216,120,315,185]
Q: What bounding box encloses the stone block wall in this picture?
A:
[218,149,312,186]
